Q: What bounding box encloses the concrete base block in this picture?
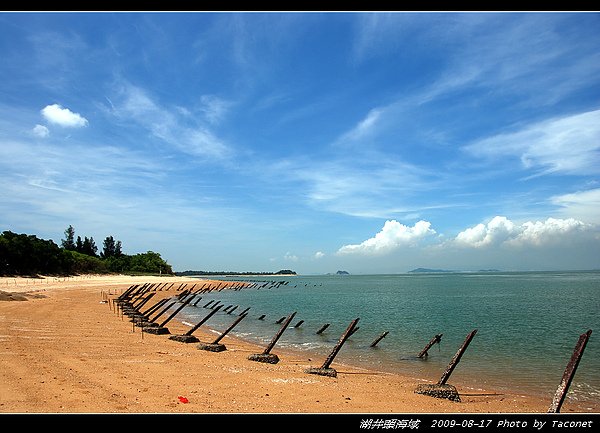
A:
[137,321,159,328]
[248,353,280,364]
[414,383,461,402]
[168,334,199,343]
[142,326,170,335]
[197,342,227,352]
[305,367,337,377]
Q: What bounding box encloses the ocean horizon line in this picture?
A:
[186,268,600,278]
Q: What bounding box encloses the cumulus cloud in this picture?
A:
[32,124,49,138]
[284,252,299,262]
[454,216,595,248]
[455,216,516,247]
[41,104,88,128]
[337,220,436,255]
[314,251,325,259]
[513,218,590,246]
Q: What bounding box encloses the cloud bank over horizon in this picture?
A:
[336,216,599,266]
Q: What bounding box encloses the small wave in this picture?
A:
[233,332,253,338]
[278,341,325,350]
[566,382,600,401]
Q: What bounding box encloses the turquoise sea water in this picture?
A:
[178,271,600,411]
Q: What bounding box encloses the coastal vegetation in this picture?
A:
[175,269,297,276]
[0,226,173,276]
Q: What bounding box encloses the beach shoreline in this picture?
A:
[0,274,590,414]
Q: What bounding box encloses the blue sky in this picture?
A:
[1,12,599,274]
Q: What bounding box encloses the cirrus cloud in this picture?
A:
[463,109,600,177]
[110,82,231,160]
[551,188,600,224]
[41,104,88,128]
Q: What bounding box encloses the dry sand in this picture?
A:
[0,274,574,415]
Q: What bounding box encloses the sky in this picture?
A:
[1,11,599,274]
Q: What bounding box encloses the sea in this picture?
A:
[177,270,600,411]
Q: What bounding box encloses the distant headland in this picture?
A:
[408,268,454,273]
[408,268,501,273]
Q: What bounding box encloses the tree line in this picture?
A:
[175,269,297,276]
[1,226,173,277]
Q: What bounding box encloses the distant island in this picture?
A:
[336,270,350,275]
[408,268,502,273]
[408,268,455,273]
[175,269,297,276]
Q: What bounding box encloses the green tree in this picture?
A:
[101,236,122,259]
[65,250,108,274]
[81,237,98,257]
[105,254,131,273]
[128,251,172,274]
[75,236,83,252]
[1,231,73,276]
[2,229,172,277]
[61,225,76,251]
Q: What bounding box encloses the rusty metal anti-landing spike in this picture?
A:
[418,333,443,358]
[548,329,593,413]
[438,329,477,385]
[305,318,360,377]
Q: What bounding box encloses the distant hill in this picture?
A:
[408,268,454,273]
[408,268,502,273]
[336,270,350,275]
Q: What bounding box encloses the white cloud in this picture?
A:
[352,13,412,63]
[314,251,325,259]
[511,218,590,247]
[455,216,516,247]
[337,220,436,255]
[182,128,230,159]
[200,95,232,125]
[454,216,596,248]
[463,109,600,176]
[284,252,299,262]
[412,15,600,107]
[41,104,88,128]
[551,188,600,224]
[339,108,382,142]
[274,153,440,219]
[112,83,231,160]
[32,124,49,138]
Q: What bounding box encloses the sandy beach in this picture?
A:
[0,274,578,415]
